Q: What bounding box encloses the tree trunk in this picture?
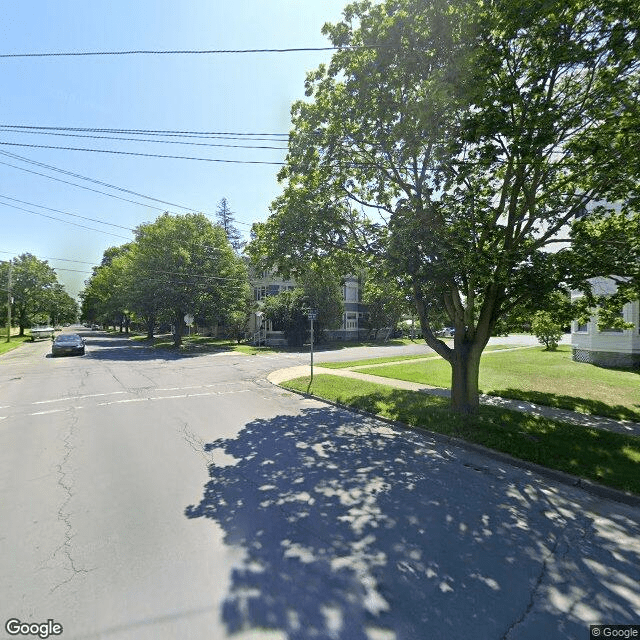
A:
[173,312,184,347]
[145,316,155,340]
[450,342,482,415]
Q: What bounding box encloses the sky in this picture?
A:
[0,1,353,299]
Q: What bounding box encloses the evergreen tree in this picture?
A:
[216,198,244,253]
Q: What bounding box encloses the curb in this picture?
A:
[269,372,640,509]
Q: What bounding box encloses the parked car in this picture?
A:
[91,324,100,330]
[30,326,55,341]
[52,334,85,357]
[437,327,456,338]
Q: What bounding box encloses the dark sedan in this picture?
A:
[52,334,85,357]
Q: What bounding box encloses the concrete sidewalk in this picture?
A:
[268,364,640,438]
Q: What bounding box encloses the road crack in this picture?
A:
[500,486,592,639]
[50,408,95,593]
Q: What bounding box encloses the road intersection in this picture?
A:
[1,330,638,639]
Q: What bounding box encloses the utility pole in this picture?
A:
[6,259,12,343]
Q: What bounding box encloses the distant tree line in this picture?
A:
[80,212,251,347]
[0,253,78,334]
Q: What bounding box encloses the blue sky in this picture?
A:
[0,1,351,298]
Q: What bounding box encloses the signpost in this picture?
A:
[184,313,194,337]
[307,309,317,392]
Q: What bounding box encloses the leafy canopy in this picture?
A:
[248,0,639,413]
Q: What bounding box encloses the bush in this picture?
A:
[531,311,563,350]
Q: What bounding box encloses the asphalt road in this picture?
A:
[0,330,637,640]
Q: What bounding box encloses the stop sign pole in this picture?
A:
[184,313,194,337]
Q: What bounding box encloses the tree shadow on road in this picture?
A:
[80,334,204,361]
[186,407,640,639]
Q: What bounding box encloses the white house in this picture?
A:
[571,276,640,368]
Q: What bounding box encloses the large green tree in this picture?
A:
[249,0,638,413]
[80,246,133,331]
[131,213,250,346]
[1,254,58,335]
[362,276,410,339]
[48,285,79,327]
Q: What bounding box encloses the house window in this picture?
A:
[576,321,588,333]
[600,308,624,333]
[254,286,266,301]
[267,284,280,297]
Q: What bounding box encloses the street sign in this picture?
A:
[184,314,194,325]
[307,309,317,320]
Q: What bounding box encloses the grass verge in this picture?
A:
[0,334,32,356]
[349,345,640,422]
[282,374,640,495]
[319,344,515,369]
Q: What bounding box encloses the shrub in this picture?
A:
[531,311,563,350]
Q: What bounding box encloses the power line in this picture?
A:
[0,250,249,284]
[0,141,286,165]
[0,162,255,231]
[0,124,290,139]
[0,192,245,254]
[0,250,94,265]
[0,194,134,231]
[0,46,382,59]
[0,129,289,150]
[0,200,133,240]
[0,157,176,213]
[52,266,247,284]
[0,151,254,227]
[0,150,200,212]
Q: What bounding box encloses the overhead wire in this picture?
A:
[0,141,286,165]
[0,45,384,59]
[0,194,134,231]
[0,249,252,285]
[0,150,255,227]
[0,149,199,212]
[0,124,290,141]
[0,200,133,240]
[0,189,248,259]
[0,129,289,150]
[48,266,249,284]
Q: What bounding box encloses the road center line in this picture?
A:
[32,391,127,405]
[96,388,251,406]
[30,409,66,416]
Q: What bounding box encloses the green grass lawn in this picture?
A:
[347,346,640,422]
[0,334,33,355]
[319,344,515,369]
[282,374,640,495]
